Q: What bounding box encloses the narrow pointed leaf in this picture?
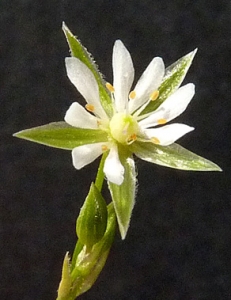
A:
[130,142,222,171]
[108,151,136,239]
[62,22,113,117]
[141,49,197,115]
[13,121,108,150]
[57,252,72,300]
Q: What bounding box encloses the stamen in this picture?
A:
[151,137,160,144]
[126,134,137,144]
[101,145,108,152]
[157,118,167,125]
[129,90,136,100]
[150,90,159,101]
[106,82,115,93]
[97,120,102,126]
[85,104,95,112]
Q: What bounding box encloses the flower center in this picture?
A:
[109,113,139,145]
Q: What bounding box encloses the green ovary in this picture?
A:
[109,113,139,144]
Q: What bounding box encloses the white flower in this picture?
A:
[65,40,195,185]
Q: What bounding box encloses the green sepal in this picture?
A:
[62,22,113,117]
[141,49,197,115]
[130,142,222,172]
[70,203,116,298]
[13,121,108,150]
[108,149,136,239]
[57,252,72,300]
[76,182,108,249]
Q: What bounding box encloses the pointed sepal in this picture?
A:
[13,121,108,150]
[142,49,197,114]
[108,150,136,239]
[130,142,222,171]
[62,22,113,117]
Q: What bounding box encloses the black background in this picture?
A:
[1,1,231,299]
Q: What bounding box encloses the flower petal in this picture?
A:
[65,57,108,120]
[104,145,124,185]
[64,102,98,129]
[144,123,194,146]
[139,83,195,128]
[112,40,134,113]
[72,143,104,169]
[129,57,165,114]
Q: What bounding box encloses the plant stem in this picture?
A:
[95,152,107,192]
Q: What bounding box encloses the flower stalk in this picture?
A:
[57,156,116,299]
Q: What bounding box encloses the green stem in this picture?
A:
[95,152,107,191]
[57,153,110,300]
[70,153,107,269]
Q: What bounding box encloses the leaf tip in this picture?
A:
[204,159,222,172]
[62,21,69,33]
[57,252,72,299]
[212,164,222,172]
[187,47,198,62]
[117,218,131,240]
[13,131,23,139]
[192,47,198,56]
[119,226,127,240]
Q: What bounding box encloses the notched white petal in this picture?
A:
[139,109,166,128]
[65,57,98,102]
[104,146,124,185]
[144,123,194,146]
[72,143,104,169]
[64,102,98,129]
[65,57,108,120]
[113,40,134,112]
[139,83,195,128]
[159,83,195,121]
[129,57,165,114]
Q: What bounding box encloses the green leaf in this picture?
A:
[141,49,197,115]
[70,203,116,298]
[76,183,108,249]
[130,141,222,171]
[13,121,108,150]
[57,252,72,300]
[70,240,84,273]
[108,150,137,239]
[62,22,113,117]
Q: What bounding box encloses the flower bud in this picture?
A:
[76,183,107,249]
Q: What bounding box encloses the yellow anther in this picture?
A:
[106,82,115,93]
[157,118,167,125]
[101,145,108,152]
[151,137,160,144]
[129,90,136,100]
[97,120,102,126]
[85,104,95,112]
[127,134,137,144]
[150,90,159,101]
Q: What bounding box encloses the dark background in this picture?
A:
[1,1,231,299]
